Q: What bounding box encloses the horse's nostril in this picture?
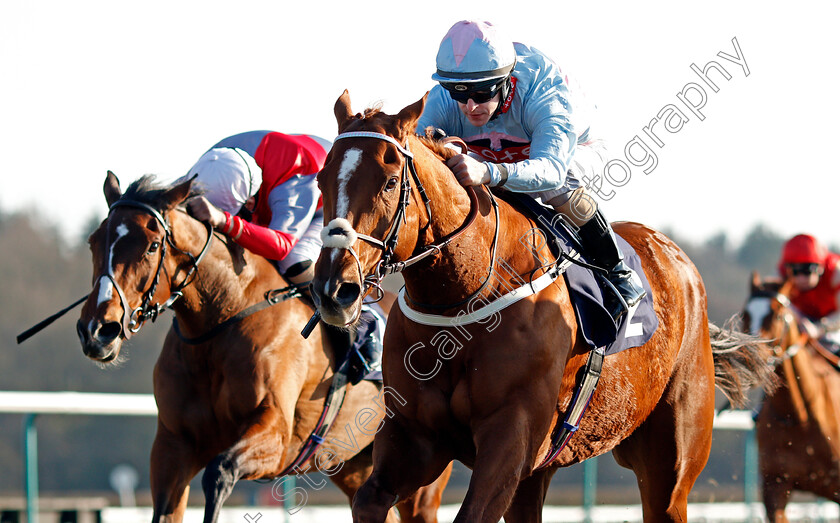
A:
[98,321,122,342]
[76,320,89,344]
[335,282,361,307]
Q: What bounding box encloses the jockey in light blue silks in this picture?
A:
[416,20,646,323]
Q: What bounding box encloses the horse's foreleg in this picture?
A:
[502,467,558,523]
[453,409,540,523]
[201,451,241,523]
[329,444,427,523]
[352,414,452,523]
[395,462,454,523]
[202,410,285,523]
[150,425,203,523]
[762,478,792,523]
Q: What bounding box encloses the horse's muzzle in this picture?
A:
[76,319,121,362]
[311,276,362,326]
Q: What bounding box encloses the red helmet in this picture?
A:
[778,234,828,274]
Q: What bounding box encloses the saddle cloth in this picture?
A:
[494,190,659,356]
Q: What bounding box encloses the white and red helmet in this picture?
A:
[187,147,262,215]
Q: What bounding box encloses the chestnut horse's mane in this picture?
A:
[347,104,459,162]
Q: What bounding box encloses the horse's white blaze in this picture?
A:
[97,222,129,306]
[97,276,114,306]
[336,148,362,219]
[746,297,771,335]
[109,223,129,274]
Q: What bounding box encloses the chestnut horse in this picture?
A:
[75,172,451,523]
[311,91,777,523]
[743,274,840,521]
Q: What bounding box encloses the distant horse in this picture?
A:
[75,172,451,523]
[310,91,778,523]
[743,274,840,522]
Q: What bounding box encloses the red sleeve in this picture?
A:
[220,213,298,261]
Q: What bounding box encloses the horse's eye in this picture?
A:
[384,177,399,192]
[147,241,161,254]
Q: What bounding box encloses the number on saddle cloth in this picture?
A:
[490,189,659,356]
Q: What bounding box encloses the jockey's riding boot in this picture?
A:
[320,323,355,374]
[577,209,646,324]
[347,305,385,385]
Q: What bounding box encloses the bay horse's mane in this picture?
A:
[121,174,202,208]
[115,174,245,258]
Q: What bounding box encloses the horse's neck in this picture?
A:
[171,216,283,327]
[773,340,836,426]
[788,347,840,453]
[402,146,551,307]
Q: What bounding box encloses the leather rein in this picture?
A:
[753,291,840,368]
[329,131,498,307]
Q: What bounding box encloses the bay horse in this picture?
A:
[75,171,451,523]
[744,274,840,521]
[310,91,777,523]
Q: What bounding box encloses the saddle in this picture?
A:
[492,189,659,356]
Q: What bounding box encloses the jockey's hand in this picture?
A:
[187,196,227,228]
[446,153,490,186]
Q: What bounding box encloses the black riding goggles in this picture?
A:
[787,262,821,276]
[441,78,506,104]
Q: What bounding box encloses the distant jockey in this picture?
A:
[778,233,840,353]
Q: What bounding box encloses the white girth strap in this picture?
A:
[397,268,561,327]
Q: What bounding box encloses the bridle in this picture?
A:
[746,291,803,366]
[746,289,840,368]
[326,131,497,306]
[103,200,213,339]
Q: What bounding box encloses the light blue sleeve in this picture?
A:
[266,174,320,241]
[491,63,578,192]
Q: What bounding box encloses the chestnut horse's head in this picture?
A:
[743,272,797,344]
[312,91,429,326]
[77,171,200,363]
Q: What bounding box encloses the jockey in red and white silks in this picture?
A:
[186,131,330,281]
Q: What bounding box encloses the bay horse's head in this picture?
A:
[77,171,206,363]
[312,91,430,326]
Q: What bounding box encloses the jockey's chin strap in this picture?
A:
[330,131,482,301]
[104,200,213,339]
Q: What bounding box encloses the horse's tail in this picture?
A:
[708,319,779,408]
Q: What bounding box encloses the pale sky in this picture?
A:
[2,1,839,249]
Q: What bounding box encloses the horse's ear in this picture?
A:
[396,92,428,138]
[750,271,761,291]
[104,170,122,207]
[160,174,195,212]
[780,278,795,297]
[335,90,354,132]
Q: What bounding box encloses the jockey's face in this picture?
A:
[786,263,823,291]
[457,93,502,127]
[243,196,256,213]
